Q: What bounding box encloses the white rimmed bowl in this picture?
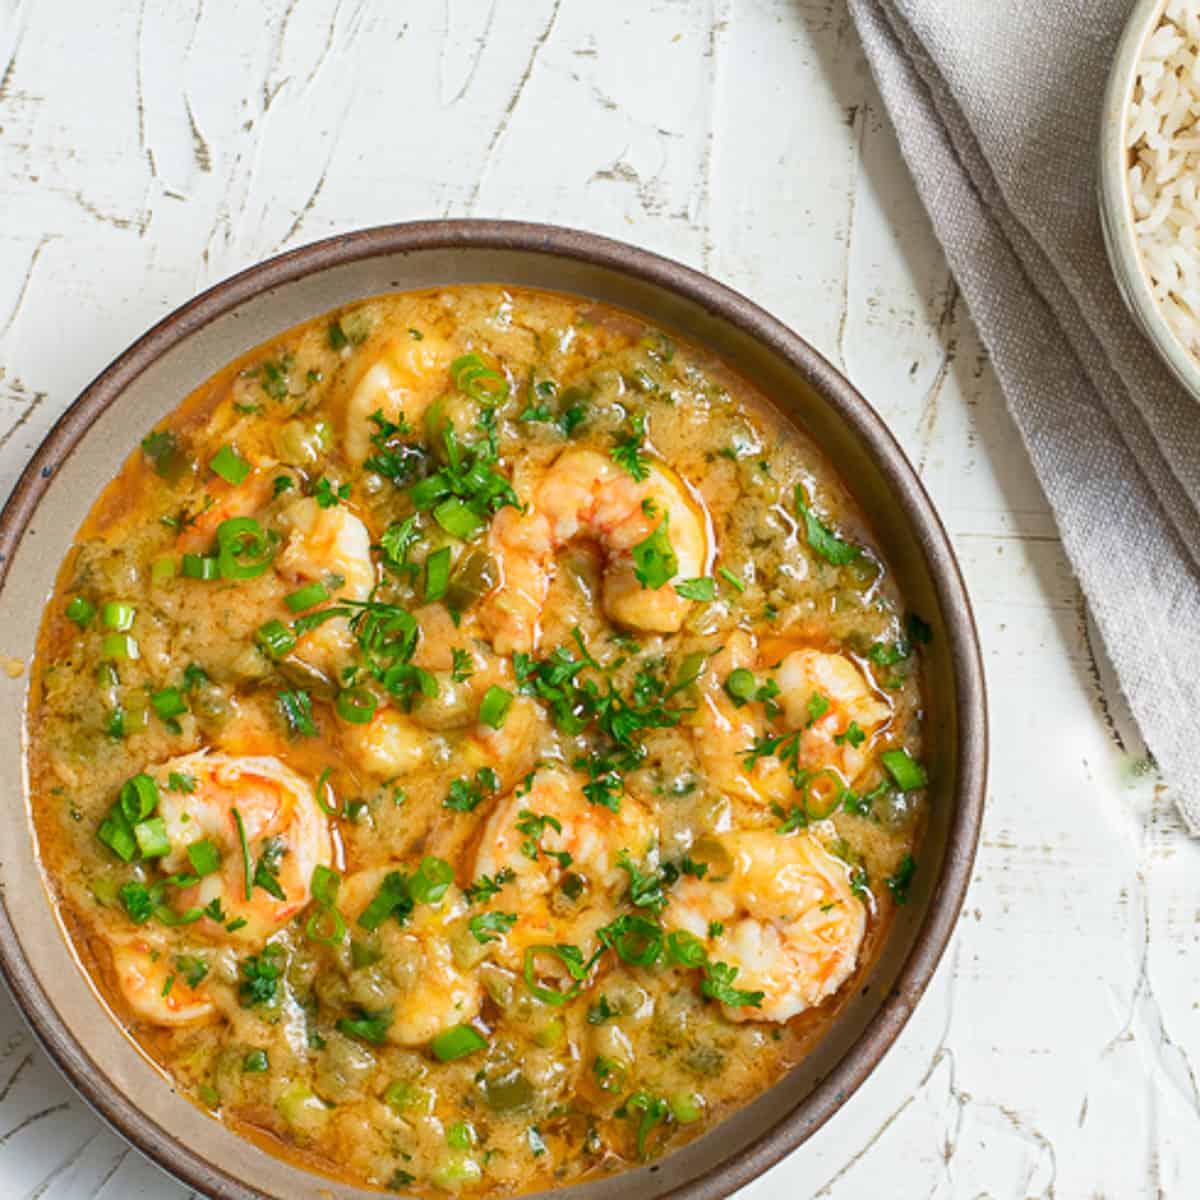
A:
[1098,0,1200,399]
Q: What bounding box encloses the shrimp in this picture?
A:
[338,866,482,1045]
[696,632,891,803]
[696,632,794,807]
[276,496,376,676]
[472,767,657,964]
[773,647,891,781]
[343,686,544,785]
[344,333,454,464]
[175,474,374,680]
[482,448,710,654]
[665,831,866,1023]
[176,470,275,555]
[108,934,217,1026]
[149,750,333,945]
[341,706,434,778]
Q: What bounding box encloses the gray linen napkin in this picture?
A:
[846,0,1200,830]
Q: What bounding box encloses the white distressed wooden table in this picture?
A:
[0,2,1192,1197]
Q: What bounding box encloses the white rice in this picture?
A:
[1128,0,1200,358]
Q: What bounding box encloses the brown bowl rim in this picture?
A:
[0,220,987,1199]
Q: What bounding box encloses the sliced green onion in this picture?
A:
[216,517,277,580]
[311,864,341,908]
[97,804,137,862]
[803,768,844,821]
[154,904,205,926]
[151,687,187,721]
[285,582,329,612]
[336,1010,393,1044]
[65,596,95,627]
[356,871,411,931]
[133,816,171,859]
[209,444,250,486]
[602,916,663,966]
[216,516,258,544]
[256,619,297,660]
[351,940,383,969]
[424,546,452,602]
[478,685,513,730]
[187,839,222,876]
[718,566,746,593]
[433,498,486,541]
[101,601,135,631]
[233,806,252,901]
[305,904,347,946]
[409,856,454,905]
[669,1091,705,1125]
[451,353,510,403]
[429,1024,488,1062]
[151,555,177,583]
[881,748,928,791]
[446,1121,474,1150]
[181,554,218,581]
[242,1049,269,1073]
[665,930,707,968]
[315,767,339,817]
[305,865,347,945]
[335,686,377,725]
[408,473,451,511]
[523,946,586,1006]
[101,633,139,661]
[119,773,159,823]
[723,668,756,705]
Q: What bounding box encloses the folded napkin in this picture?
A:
[847,0,1200,830]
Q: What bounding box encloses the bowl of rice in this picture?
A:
[1100,0,1200,396]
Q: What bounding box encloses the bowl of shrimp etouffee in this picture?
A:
[0,222,986,1200]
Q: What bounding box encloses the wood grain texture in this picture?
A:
[0,1,1193,1197]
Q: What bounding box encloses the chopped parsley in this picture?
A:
[363,411,423,487]
[674,576,716,601]
[239,946,283,1006]
[450,647,474,681]
[444,766,501,813]
[464,866,515,905]
[176,955,209,989]
[610,412,650,481]
[469,911,517,944]
[834,720,866,748]
[587,995,617,1024]
[701,959,766,1008]
[378,515,420,577]
[252,837,286,901]
[313,477,351,508]
[616,851,671,913]
[516,809,570,867]
[632,517,677,590]
[795,485,861,566]
[886,855,917,904]
[277,689,316,738]
[258,358,291,401]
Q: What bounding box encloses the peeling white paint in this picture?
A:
[0,1,1195,1197]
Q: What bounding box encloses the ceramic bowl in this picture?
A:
[0,221,986,1199]
[1098,0,1200,400]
